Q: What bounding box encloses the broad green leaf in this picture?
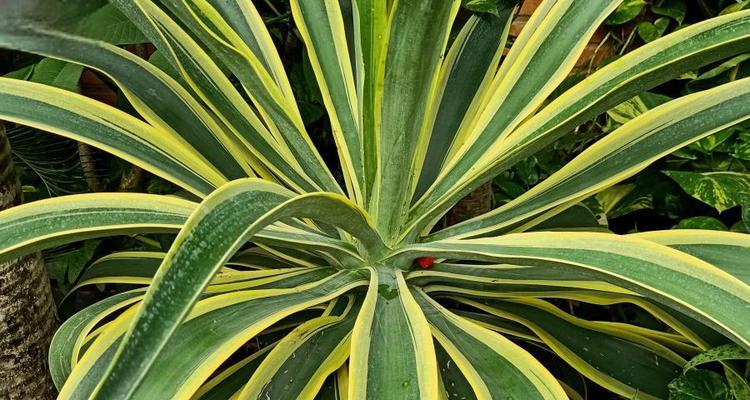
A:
[684,344,750,372]
[664,171,750,212]
[412,289,567,399]
[606,0,646,25]
[73,3,147,44]
[349,268,437,399]
[637,18,670,43]
[24,58,84,91]
[0,193,194,263]
[668,369,731,400]
[652,0,686,24]
[673,217,728,231]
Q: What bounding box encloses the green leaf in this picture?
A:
[461,0,502,16]
[349,268,438,399]
[0,193,194,263]
[684,344,750,371]
[673,217,728,231]
[27,58,84,91]
[669,369,731,400]
[606,0,647,25]
[412,289,567,399]
[638,17,671,43]
[73,3,146,44]
[664,171,750,212]
[721,1,750,16]
[91,179,380,399]
[652,0,687,24]
[453,297,683,399]
[607,92,673,125]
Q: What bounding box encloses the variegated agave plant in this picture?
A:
[1,0,750,399]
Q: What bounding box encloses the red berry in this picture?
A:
[417,256,435,269]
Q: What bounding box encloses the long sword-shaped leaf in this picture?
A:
[237,297,361,399]
[412,289,567,399]
[408,10,750,240]
[349,268,438,399]
[111,0,322,193]
[413,11,513,199]
[91,179,383,400]
[61,272,365,399]
[0,193,194,263]
[193,345,273,400]
[369,0,460,243]
[292,0,364,204]
[633,230,750,284]
[206,0,295,100]
[0,1,252,181]
[409,0,621,237]
[407,262,629,294]
[454,297,683,400]
[431,75,750,240]
[396,232,750,350]
[0,78,221,196]
[49,290,145,389]
[354,0,388,202]
[146,0,343,194]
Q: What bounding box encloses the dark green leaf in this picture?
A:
[673,217,728,231]
[637,17,670,43]
[668,369,731,400]
[652,0,687,24]
[606,0,647,25]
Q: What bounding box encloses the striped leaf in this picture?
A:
[412,288,567,399]
[453,297,684,400]
[395,232,750,351]
[414,11,513,199]
[90,179,383,399]
[60,272,366,399]
[236,296,361,399]
[408,0,621,239]
[292,0,364,204]
[0,2,254,182]
[349,268,438,399]
[633,230,750,284]
[0,193,194,263]
[369,0,460,243]
[407,9,750,240]
[0,78,222,196]
[431,75,750,240]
